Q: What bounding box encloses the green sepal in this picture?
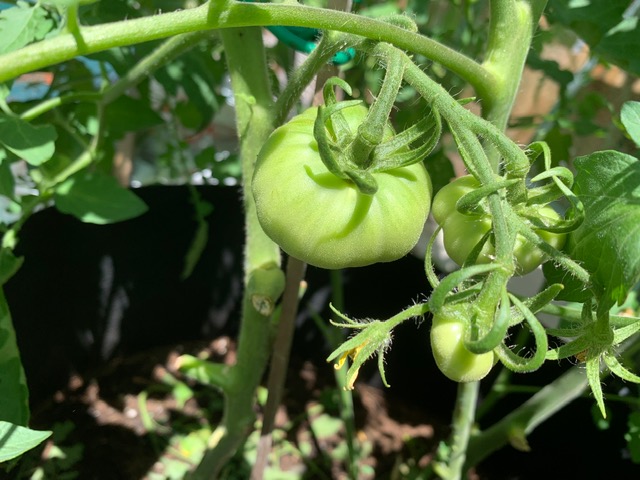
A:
[345,168,378,195]
[313,105,350,180]
[370,110,442,172]
[455,178,518,215]
[464,288,510,354]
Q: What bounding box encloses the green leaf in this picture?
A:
[54,172,148,224]
[541,262,591,303]
[621,101,640,148]
[0,156,16,202]
[0,248,24,286]
[547,0,640,75]
[0,289,30,426]
[568,151,640,306]
[103,95,164,138]
[0,421,51,462]
[0,2,55,55]
[0,114,57,166]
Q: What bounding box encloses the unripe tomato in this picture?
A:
[252,105,432,269]
[432,175,566,275]
[430,305,495,382]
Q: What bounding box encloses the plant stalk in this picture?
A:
[191,26,282,479]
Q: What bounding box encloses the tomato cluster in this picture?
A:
[432,175,566,275]
[252,105,432,269]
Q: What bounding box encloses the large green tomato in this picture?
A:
[430,305,495,382]
[252,105,432,269]
[432,175,566,275]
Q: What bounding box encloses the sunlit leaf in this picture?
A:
[621,101,640,147]
[0,1,54,55]
[0,421,51,462]
[0,114,57,166]
[54,172,148,224]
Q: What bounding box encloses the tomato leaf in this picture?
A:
[0,249,24,286]
[0,114,57,166]
[621,101,640,148]
[0,421,51,463]
[103,95,164,138]
[0,289,30,427]
[0,155,16,202]
[568,151,640,306]
[54,172,148,224]
[0,2,54,55]
[547,0,640,75]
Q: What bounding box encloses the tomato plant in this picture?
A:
[252,105,432,269]
[2,1,640,479]
[432,175,566,274]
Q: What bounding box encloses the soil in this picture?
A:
[23,338,446,480]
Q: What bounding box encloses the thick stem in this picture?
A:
[444,382,480,480]
[481,0,541,130]
[0,2,492,96]
[191,26,281,479]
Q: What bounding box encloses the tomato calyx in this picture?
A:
[313,77,441,195]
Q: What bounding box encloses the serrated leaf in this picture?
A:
[0,421,51,462]
[54,172,148,224]
[0,2,54,55]
[0,114,57,165]
[621,101,640,148]
[0,289,30,426]
[569,151,640,306]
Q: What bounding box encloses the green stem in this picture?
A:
[101,30,213,105]
[0,2,492,95]
[481,0,542,130]
[350,46,404,168]
[273,30,352,127]
[252,256,306,480]
[464,366,588,468]
[19,92,101,121]
[191,26,282,479]
[440,382,479,480]
[328,270,360,480]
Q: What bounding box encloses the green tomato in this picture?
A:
[430,305,495,382]
[252,105,432,269]
[432,175,566,275]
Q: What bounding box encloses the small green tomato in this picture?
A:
[432,175,566,275]
[430,306,496,382]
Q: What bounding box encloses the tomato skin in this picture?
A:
[430,306,495,382]
[432,175,566,275]
[252,105,432,269]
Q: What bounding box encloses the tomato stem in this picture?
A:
[349,47,405,169]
